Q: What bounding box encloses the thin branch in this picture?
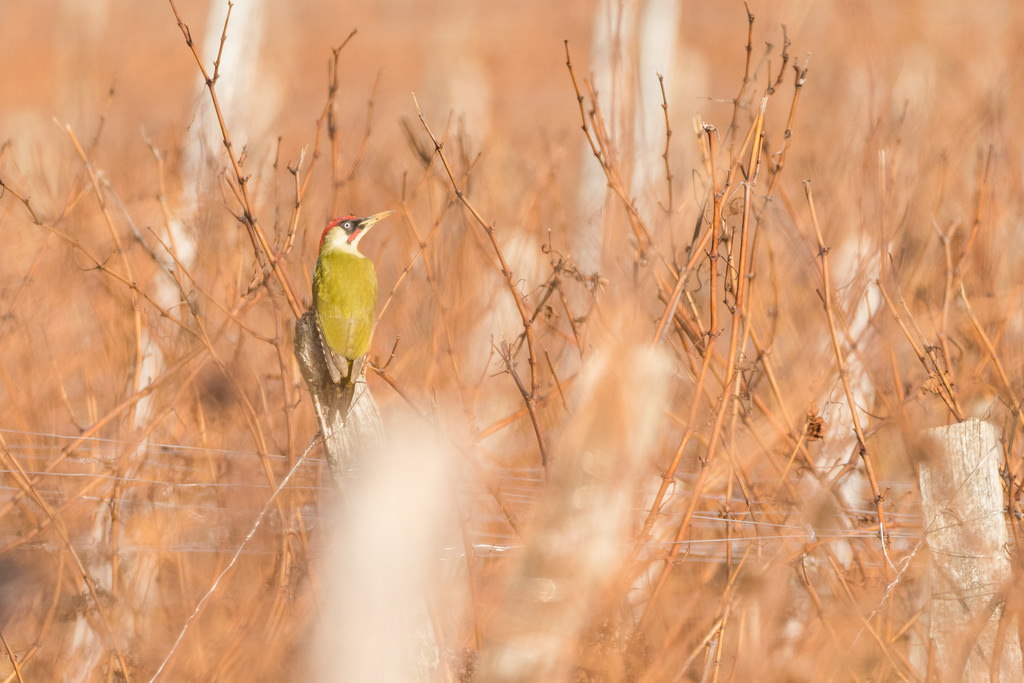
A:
[656,72,674,215]
[727,3,757,146]
[414,95,551,471]
[0,435,130,678]
[150,436,318,681]
[167,0,302,318]
[804,180,891,560]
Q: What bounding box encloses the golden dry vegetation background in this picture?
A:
[2,0,1024,680]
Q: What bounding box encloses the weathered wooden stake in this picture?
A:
[919,418,1022,681]
[294,310,384,481]
[295,310,440,681]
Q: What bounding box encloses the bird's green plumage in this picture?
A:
[312,248,377,372]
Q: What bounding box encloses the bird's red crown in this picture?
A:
[319,216,358,249]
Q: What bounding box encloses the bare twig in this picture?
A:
[727,3,757,146]
[564,41,667,270]
[0,627,25,683]
[642,99,768,619]
[0,434,130,679]
[656,72,674,215]
[167,0,302,318]
[804,181,891,559]
[150,436,318,681]
[414,96,551,471]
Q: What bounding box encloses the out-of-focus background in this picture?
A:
[2,0,1023,680]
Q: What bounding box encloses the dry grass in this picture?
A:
[2,1,1024,680]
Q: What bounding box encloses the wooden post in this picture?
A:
[295,310,440,681]
[294,311,384,481]
[919,418,1022,681]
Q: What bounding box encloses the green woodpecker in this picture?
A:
[312,210,392,384]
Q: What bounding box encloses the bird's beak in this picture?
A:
[348,210,394,245]
[358,210,394,231]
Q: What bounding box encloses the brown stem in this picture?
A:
[167,0,303,318]
[414,97,551,471]
[804,181,891,559]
